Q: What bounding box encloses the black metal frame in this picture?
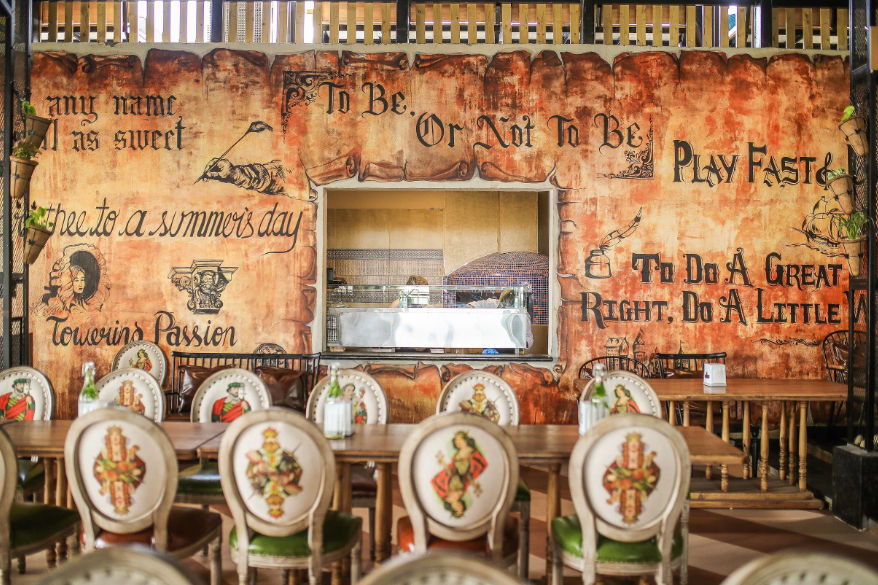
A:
[846,0,876,452]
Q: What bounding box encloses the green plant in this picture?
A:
[842,105,857,123]
[25,203,53,231]
[12,142,39,160]
[20,100,36,117]
[838,211,869,240]
[827,168,848,180]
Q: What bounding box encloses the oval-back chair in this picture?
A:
[96,367,166,423]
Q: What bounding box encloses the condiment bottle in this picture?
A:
[78,362,98,416]
[323,363,352,438]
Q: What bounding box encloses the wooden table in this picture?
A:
[645,378,845,492]
[4,419,226,509]
[198,422,743,563]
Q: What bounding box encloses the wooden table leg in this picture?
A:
[332,463,352,585]
[788,402,798,486]
[374,463,392,563]
[546,462,562,582]
[683,401,690,427]
[743,401,751,480]
[760,402,769,492]
[668,400,676,425]
[44,458,57,568]
[705,401,714,480]
[799,401,808,491]
[779,403,787,481]
[721,402,729,491]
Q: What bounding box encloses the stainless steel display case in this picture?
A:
[326,284,533,352]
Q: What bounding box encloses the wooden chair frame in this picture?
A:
[96,367,166,423]
[219,408,361,585]
[0,427,78,585]
[113,340,169,387]
[189,368,271,423]
[437,370,520,425]
[35,544,204,585]
[358,550,529,585]
[553,413,690,585]
[579,370,662,418]
[398,412,519,566]
[64,408,221,584]
[720,550,878,585]
[436,370,529,576]
[307,369,387,559]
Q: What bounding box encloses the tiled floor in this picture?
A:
[12,467,878,585]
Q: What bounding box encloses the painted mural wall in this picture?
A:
[26,46,850,419]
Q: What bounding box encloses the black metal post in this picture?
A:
[210,0,223,42]
[580,0,594,44]
[395,0,409,42]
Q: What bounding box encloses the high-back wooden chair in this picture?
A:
[219,408,362,585]
[64,408,222,585]
[358,550,529,585]
[36,545,205,585]
[397,412,519,571]
[307,368,388,560]
[96,367,166,423]
[578,356,651,380]
[177,368,271,506]
[113,341,169,388]
[719,550,878,585]
[578,370,662,418]
[0,367,54,526]
[551,413,690,585]
[0,426,79,585]
[436,370,529,576]
[437,370,519,425]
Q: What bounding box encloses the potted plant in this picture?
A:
[10,141,39,200]
[838,210,869,276]
[826,168,855,214]
[23,203,54,265]
[20,100,52,149]
[840,105,869,157]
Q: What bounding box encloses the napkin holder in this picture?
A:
[703,363,727,386]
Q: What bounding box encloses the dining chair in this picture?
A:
[64,408,222,585]
[36,544,206,585]
[306,368,387,560]
[113,340,169,388]
[551,413,690,585]
[358,550,529,585]
[578,356,652,380]
[719,550,878,585]
[578,370,662,418]
[397,412,520,573]
[0,366,56,574]
[95,367,166,423]
[0,425,79,585]
[436,370,529,577]
[177,368,271,506]
[218,408,362,585]
[822,329,869,430]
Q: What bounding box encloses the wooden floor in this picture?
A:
[12,466,878,585]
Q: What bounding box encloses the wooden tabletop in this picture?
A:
[2,420,227,460]
[574,377,848,401]
[197,422,745,466]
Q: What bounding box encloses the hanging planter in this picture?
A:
[23,204,54,265]
[840,106,869,157]
[838,211,870,276]
[826,169,855,214]
[19,100,51,149]
[9,142,40,200]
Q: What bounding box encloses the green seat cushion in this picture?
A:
[10,503,79,550]
[229,510,362,557]
[177,461,223,496]
[515,479,531,502]
[551,514,682,564]
[17,458,45,492]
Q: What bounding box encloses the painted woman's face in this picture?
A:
[72,269,86,294]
